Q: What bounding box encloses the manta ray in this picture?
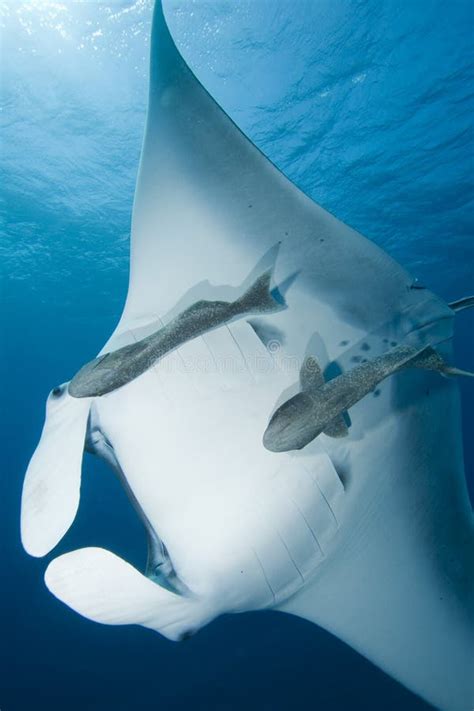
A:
[21,3,473,710]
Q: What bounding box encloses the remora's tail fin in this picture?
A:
[237,269,286,314]
[45,548,214,642]
[21,386,91,557]
[448,295,474,313]
[299,355,349,438]
[405,345,474,378]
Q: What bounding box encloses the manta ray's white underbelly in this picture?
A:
[93,323,345,613]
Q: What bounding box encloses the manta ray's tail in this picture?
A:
[45,547,215,642]
[442,365,474,378]
[448,295,474,313]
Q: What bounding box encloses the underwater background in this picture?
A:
[1,1,473,709]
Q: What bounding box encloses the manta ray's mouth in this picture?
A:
[85,414,189,595]
[145,542,189,596]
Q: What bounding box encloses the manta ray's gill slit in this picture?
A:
[225,323,256,383]
[289,496,325,559]
[200,333,219,369]
[300,463,340,528]
[274,528,306,584]
[251,547,276,606]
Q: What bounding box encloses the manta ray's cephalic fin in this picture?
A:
[21,385,92,557]
[45,547,215,641]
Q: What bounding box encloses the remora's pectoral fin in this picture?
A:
[45,548,213,642]
[323,414,349,438]
[21,387,91,557]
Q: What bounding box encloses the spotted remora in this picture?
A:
[69,269,285,398]
[263,344,473,453]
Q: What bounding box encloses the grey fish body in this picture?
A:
[69,270,282,398]
[263,344,467,453]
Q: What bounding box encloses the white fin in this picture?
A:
[102,1,454,353]
[21,386,91,557]
[45,547,214,642]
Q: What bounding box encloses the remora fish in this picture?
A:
[263,344,473,452]
[69,269,283,398]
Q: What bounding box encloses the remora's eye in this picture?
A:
[51,385,63,398]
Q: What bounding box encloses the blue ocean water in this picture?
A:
[1,1,473,709]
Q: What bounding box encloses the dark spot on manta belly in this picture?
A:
[360,342,370,351]
[391,341,397,347]
[373,389,381,397]
[351,355,363,363]
[339,339,350,347]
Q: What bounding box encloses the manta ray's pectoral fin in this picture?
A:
[21,385,92,557]
[45,548,214,642]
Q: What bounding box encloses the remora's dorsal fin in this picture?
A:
[237,269,285,314]
[448,295,474,313]
[299,357,349,436]
[45,547,214,642]
[300,355,324,390]
[323,415,349,438]
[21,385,91,557]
